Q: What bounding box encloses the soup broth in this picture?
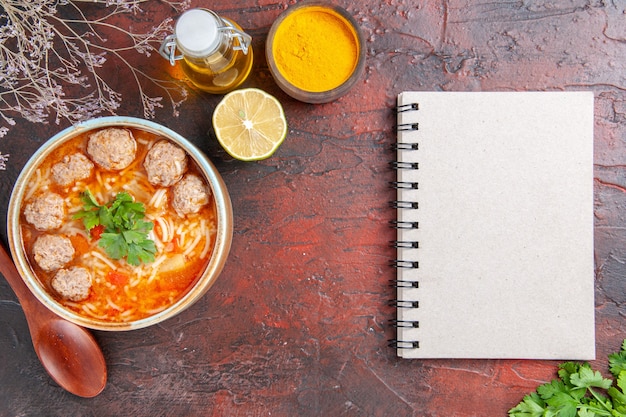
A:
[19,127,217,322]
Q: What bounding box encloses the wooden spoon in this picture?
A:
[0,241,107,397]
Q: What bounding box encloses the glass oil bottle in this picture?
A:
[159,9,253,94]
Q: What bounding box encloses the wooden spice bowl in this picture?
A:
[266,1,365,104]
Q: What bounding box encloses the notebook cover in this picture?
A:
[394,91,595,359]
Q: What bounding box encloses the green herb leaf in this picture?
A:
[508,392,546,417]
[608,371,626,414]
[618,371,626,394]
[558,362,581,386]
[73,189,102,231]
[570,367,613,391]
[537,379,569,400]
[544,391,578,417]
[99,232,128,260]
[74,190,156,266]
[126,236,157,266]
[609,341,626,378]
[509,340,626,417]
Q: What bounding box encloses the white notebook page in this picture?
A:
[395,91,595,359]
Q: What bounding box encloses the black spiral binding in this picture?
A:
[389,101,420,350]
[390,220,419,230]
[391,241,419,248]
[390,201,418,209]
[391,142,419,151]
[389,279,419,288]
[389,161,419,170]
[390,181,419,190]
[388,340,420,349]
[397,102,420,132]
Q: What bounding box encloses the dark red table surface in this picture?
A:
[1,1,625,416]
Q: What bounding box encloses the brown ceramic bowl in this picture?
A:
[266,1,366,104]
[7,116,233,331]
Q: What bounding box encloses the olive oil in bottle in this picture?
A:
[160,9,253,94]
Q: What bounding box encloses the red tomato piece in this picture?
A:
[107,270,129,286]
[90,224,105,240]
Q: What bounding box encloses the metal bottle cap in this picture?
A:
[159,8,252,66]
[175,9,220,58]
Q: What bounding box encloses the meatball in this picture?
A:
[23,192,65,231]
[86,128,137,170]
[51,152,94,186]
[143,140,188,187]
[32,234,75,272]
[171,174,211,216]
[51,266,92,302]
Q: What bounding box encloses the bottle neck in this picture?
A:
[183,36,236,70]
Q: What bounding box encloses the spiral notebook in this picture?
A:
[391,91,595,360]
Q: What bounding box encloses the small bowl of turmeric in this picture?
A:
[266,1,365,104]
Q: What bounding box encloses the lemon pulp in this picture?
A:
[212,88,287,161]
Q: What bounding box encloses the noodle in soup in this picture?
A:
[19,127,217,322]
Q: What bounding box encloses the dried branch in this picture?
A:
[0,0,190,139]
[0,151,8,169]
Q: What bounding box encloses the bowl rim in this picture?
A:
[7,116,233,331]
[265,0,366,104]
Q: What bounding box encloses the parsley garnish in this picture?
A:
[509,339,626,416]
[73,190,156,266]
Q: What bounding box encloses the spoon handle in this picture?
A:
[0,240,62,346]
[0,240,107,397]
[0,239,38,312]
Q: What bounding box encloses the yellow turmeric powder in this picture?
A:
[272,6,359,92]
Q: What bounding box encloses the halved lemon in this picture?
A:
[212,88,288,161]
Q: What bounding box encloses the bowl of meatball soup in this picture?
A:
[7,117,233,330]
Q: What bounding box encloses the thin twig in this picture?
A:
[0,0,190,138]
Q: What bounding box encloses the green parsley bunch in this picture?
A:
[509,339,626,417]
[74,190,157,266]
